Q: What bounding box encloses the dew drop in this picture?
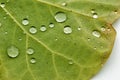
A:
[40,25,47,32]
[92,30,101,38]
[29,26,37,34]
[92,13,98,19]
[68,60,74,65]
[78,27,81,31]
[4,31,8,35]
[101,27,106,31]
[91,9,95,13]
[87,38,90,41]
[94,47,97,50]
[0,3,5,8]
[64,26,72,34]
[18,38,22,41]
[61,2,67,6]
[0,23,2,27]
[30,58,36,64]
[114,10,118,14]
[55,12,67,23]
[27,48,34,55]
[22,18,29,26]
[49,23,55,28]
[7,46,19,58]
[107,28,111,31]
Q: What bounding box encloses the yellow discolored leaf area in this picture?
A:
[0,0,120,80]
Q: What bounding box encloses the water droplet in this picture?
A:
[3,17,7,19]
[68,60,73,65]
[0,23,2,27]
[92,30,101,38]
[4,31,8,34]
[22,18,29,26]
[55,12,67,23]
[6,0,10,2]
[78,27,81,31]
[18,38,22,41]
[0,3,5,8]
[101,27,106,31]
[94,47,97,50]
[88,38,90,41]
[27,48,34,55]
[107,28,111,31]
[40,25,47,32]
[49,23,55,28]
[61,2,67,6]
[30,58,36,64]
[92,13,98,19]
[114,10,118,14]
[7,46,19,58]
[29,26,37,34]
[91,9,95,13]
[64,26,72,34]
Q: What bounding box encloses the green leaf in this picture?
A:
[0,0,120,80]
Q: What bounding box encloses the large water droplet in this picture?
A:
[40,25,47,32]
[22,18,29,26]
[64,26,72,34]
[27,48,34,55]
[49,23,55,28]
[92,30,101,38]
[55,12,67,23]
[30,58,36,64]
[29,26,37,34]
[7,46,19,58]
[0,3,5,8]
[92,13,98,19]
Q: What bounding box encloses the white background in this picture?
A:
[92,18,120,80]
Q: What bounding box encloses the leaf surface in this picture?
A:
[0,0,120,80]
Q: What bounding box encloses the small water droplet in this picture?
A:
[22,18,29,26]
[29,26,37,34]
[61,2,67,6]
[92,30,101,38]
[92,13,98,19]
[114,10,118,14]
[0,23,2,27]
[68,60,73,65]
[49,23,55,28]
[64,26,72,34]
[40,25,47,32]
[27,48,34,55]
[101,27,106,31]
[91,9,95,13]
[78,27,81,31]
[7,46,19,58]
[94,47,97,50]
[55,12,67,23]
[107,28,111,31]
[30,58,36,64]
[4,31,8,34]
[18,38,22,41]
[3,17,7,19]
[88,38,90,41]
[0,3,5,8]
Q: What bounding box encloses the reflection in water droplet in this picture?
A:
[64,26,72,34]
[101,27,106,31]
[92,13,98,19]
[40,25,47,32]
[68,60,73,65]
[30,58,36,64]
[7,46,19,58]
[0,3,5,8]
[29,26,37,34]
[92,31,101,38]
[22,18,29,26]
[49,23,55,28]
[55,12,67,23]
[27,48,34,55]
[61,2,67,6]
